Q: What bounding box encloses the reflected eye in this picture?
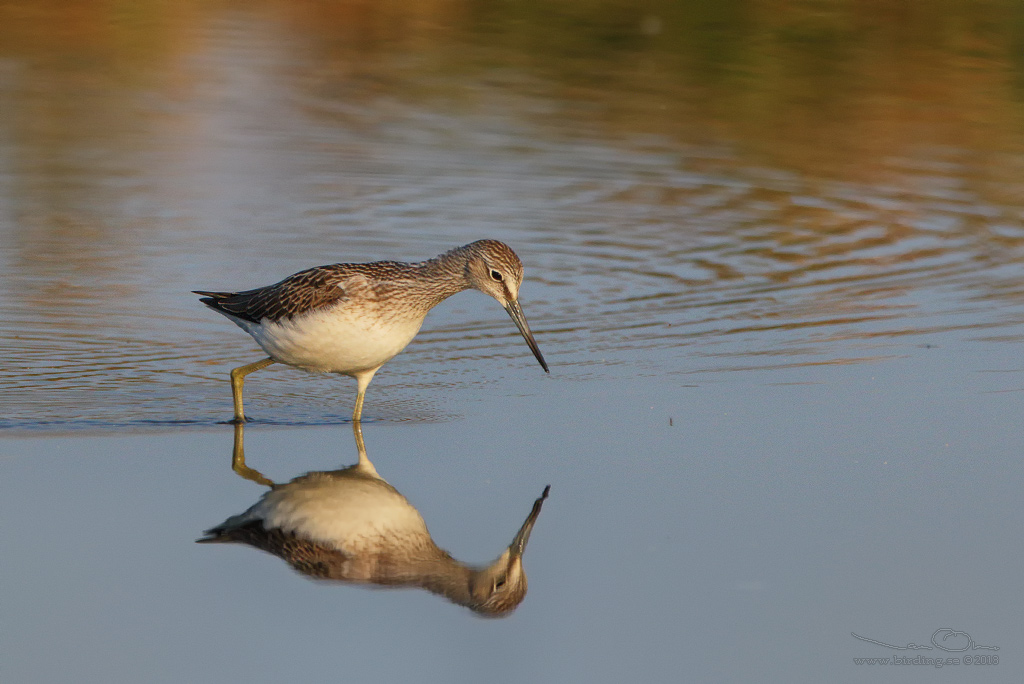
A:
[489,269,503,282]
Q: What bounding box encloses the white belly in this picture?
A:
[256,474,429,553]
[237,307,425,375]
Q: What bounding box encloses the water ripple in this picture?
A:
[3,12,1024,431]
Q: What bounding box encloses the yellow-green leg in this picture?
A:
[229,357,275,423]
[353,389,366,424]
[351,420,379,477]
[351,367,380,424]
[231,422,275,487]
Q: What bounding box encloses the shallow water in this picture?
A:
[2,1,1023,682]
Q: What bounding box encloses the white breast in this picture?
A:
[238,306,425,375]
[253,474,430,554]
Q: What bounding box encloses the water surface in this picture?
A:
[3,0,1024,429]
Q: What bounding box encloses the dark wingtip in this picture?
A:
[193,290,217,305]
[193,291,226,309]
[196,529,231,544]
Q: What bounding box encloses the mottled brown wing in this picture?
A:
[197,520,350,579]
[194,266,353,324]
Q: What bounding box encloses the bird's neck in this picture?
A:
[409,555,478,607]
[408,248,474,310]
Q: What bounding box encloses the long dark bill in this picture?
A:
[504,300,549,373]
[510,485,551,559]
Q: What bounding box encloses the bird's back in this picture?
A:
[198,518,352,579]
[194,260,435,325]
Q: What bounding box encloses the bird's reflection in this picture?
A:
[199,423,550,616]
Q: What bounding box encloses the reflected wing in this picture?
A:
[197,520,350,579]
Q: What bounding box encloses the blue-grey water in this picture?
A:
[1,2,1023,682]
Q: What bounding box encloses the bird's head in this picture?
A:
[463,240,548,373]
[466,485,550,617]
[464,239,525,307]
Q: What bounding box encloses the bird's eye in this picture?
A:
[495,577,507,589]
[489,269,503,282]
